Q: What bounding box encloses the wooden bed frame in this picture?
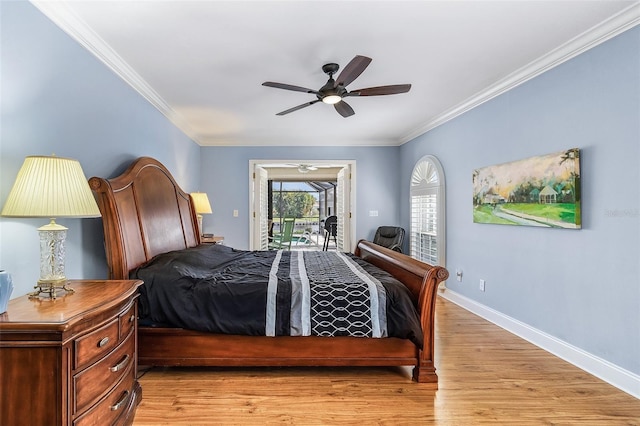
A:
[89,157,449,383]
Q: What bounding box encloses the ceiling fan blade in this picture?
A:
[263,82,319,95]
[335,55,372,88]
[348,84,412,96]
[334,101,355,118]
[276,99,321,116]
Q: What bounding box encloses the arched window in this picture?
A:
[410,155,445,266]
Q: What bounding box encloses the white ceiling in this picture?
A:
[33,1,639,147]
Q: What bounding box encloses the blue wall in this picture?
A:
[0,1,200,297]
[199,145,400,249]
[400,27,640,375]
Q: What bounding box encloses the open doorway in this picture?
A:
[270,180,336,250]
[248,160,356,251]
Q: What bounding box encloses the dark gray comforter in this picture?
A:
[132,244,423,348]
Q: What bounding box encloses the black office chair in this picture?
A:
[372,226,405,253]
[322,215,337,251]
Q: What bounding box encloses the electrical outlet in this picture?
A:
[479,279,486,292]
[456,269,463,282]
[233,209,239,217]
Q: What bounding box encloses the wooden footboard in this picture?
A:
[355,240,449,382]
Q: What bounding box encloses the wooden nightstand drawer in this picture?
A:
[73,362,136,426]
[119,302,136,339]
[73,329,135,415]
[74,317,119,370]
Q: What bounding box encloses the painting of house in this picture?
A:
[539,185,557,204]
[472,148,581,229]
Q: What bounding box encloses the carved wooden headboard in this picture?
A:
[89,157,200,279]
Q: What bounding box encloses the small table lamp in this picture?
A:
[190,192,212,237]
[1,155,101,298]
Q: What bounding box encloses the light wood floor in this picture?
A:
[133,296,640,425]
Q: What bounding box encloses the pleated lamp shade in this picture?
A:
[191,192,212,215]
[1,155,101,218]
[1,155,100,298]
[190,192,212,238]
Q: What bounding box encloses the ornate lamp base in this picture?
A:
[29,280,75,299]
[32,219,73,299]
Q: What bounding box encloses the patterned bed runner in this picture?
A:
[266,251,388,338]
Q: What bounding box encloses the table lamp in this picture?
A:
[190,192,212,237]
[1,155,101,298]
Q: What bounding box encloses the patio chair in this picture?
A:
[322,215,337,251]
[268,217,295,250]
[295,230,316,247]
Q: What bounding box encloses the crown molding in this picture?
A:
[31,1,639,148]
[30,1,201,144]
[400,3,640,144]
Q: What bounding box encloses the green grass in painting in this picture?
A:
[503,203,576,223]
[473,205,517,225]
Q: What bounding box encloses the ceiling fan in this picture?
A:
[262,55,411,118]
[295,164,318,173]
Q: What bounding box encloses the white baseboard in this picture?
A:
[439,289,640,399]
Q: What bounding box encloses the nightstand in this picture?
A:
[201,235,224,244]
[0,280,143,426]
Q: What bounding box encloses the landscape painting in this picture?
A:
[473,148,581,228]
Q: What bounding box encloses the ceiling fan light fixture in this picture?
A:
[322,94,342,105]
[263,55,411,116]
[297,164,318,173]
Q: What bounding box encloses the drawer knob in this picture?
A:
[129,314,135,323]
[110,390,130,411]
[110,354,130,373]
[97,337,110,348]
